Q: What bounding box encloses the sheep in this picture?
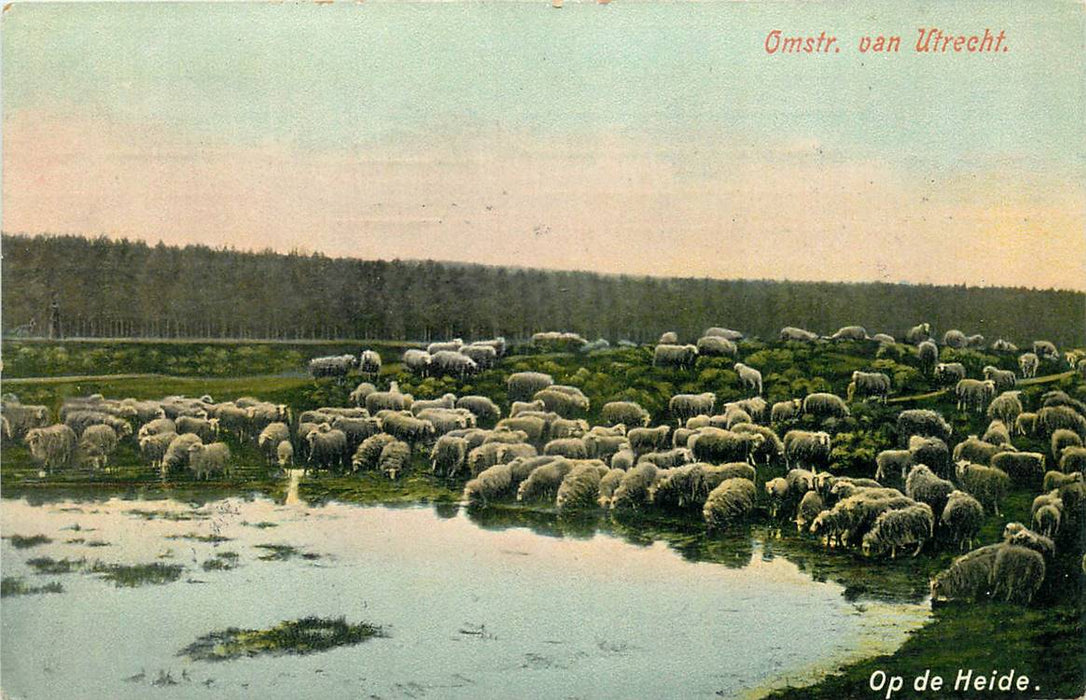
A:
[987,543,1048,605]
[831,325,868,341]
[1059,447,1086,474]
[375,440,411,480]
[801,392,848,420]
[556,463,610,512]
[402,350,432,377]
[862,504,934,558]
[649,464,706,510]
[63,410,133,439]
[410,393,457,415]
[810,493,917,548]
[531,331,587,351]
[703,478,757,531]
[456,396,501,426]
[308,354,358,379]
[187,442,231,480]
[246,402,291,434]
[583,433,629,463]
[957,379,996,414]
[905,322,932,345]
[934,362,966,384]
[696,335,737,358]
[476,337,507,357]
[722,406,752,430]
[516,458,573,503]
[904,435,948,478]
[306,428,349,473]
[990,339,1018,353]
[848,371,891,403]
[783,430,831,470]
[533,387,589,418]
[507,372,555,402]
[771,399,803,423]
[427,338,463,355]
[779,326,819,342]
[930,544,1003,603]
[627,425,670,456]
[330,416,383,453]
[1014,412,1037,436]
[610,448,635,471]
[917,340,939,375]
[1042,389,1086,414]
[690,428,763,465]
[872,333,896,345]
[416,408,475,437]
[982,365,1017,392]
[704,327,744,341]
[941,491,984,551]
[23,424,78,472]
[981,420,1012,447]
[1032,504,1061,538]
[653,344,698,370]
[795,491,824,533]
[1043,470,1082,492]
[346,382,377,407]
[463,464,514,506]
[269,440,292,470]
[1035,405,1086,440]
[78,424,119,470]
[600,401,651,428]
[381,412,435,444]
[658,331,679,344]
[897,409,952,443]
[160,433,203,474]
[955,461,1010,515]
[966,334,986,348]
[733,363,763,396]
[597,468,626,508]
[1,402,52,440]
[875,449,913,482]
[1018,352,1039,379]
[904,464,954,518]
[139,431,176,470]
[550,418,589,440]
[990,451,1045,485]
[460,344,498,370]
[987,391,1023,426]
[942,329,968,348]
[510,400,546,417]
[730,423,784,466]
[725,397,768,424]
[669,393,716,424]
[826,482,901,503]
[352,433,398,472]
[637,448,693,469]
[1032,340,1058,361]
[609,463,659,511]
[257,422,292,464]
[495,416,547,444]
[764,477,789,518]
[430,435,468,478]
[174,415,219,443]
[544,437,589,460]
[210,405,250,441]
[466,443,507,476]
[430,351,478,379]
[1031,489,1064,519]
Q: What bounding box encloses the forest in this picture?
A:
[2,233,1082,346]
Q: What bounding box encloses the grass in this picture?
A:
[26,557,86,575]
[180,616,386,662]
[1,577,64,598]
[7,534,53,549]
[253,544,321,562]
[201,551,240,572]
[167,532,232,543]
[90,561,185,587]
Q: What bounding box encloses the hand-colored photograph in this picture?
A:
[1,2,1083,698]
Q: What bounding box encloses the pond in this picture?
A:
[1,493,930,699]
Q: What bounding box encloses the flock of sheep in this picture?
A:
[4,321,1085,608]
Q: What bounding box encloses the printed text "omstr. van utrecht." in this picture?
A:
[764,29,1008,55]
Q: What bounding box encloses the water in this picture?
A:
[1,494,929,699]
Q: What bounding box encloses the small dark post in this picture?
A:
[48,297,62,340]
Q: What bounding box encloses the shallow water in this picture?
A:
[1,495,929,699]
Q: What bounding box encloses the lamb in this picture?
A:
[941,491,984,551]
[905,322,932,345]
[831,325,868,341]
[187,442,231,480]
[990,451,1045,485]
[627,425,670,456]
[377,440,412,480]
[516,459,574,503]
[764,477,789,518]
[981,420,1013,447]
[934,362,967,384]
[696,335,738,358]
[733,363,763,396]
[1059,447,1086,474]
[848,371,891,403]
[917,340,939,375]
[402,349,432,377]
[779,326,819,342]
[381,412,435,444]
[306,427,349,473]
[690,428,763,465]
[78,424,119,470]
[139,431,177,470]
[463,464,514,506]
[308,354,357,379]
[955,461,1010,515]
[875,449,913,482]
[544,437,589,460]
[942,329,968,348]
[507,372,555,402]
[352,433,398,472]
[411,393,457,415]
[987,391,1024,426]
[904,464,954,518]
[669,393,716,424]
[897,409,952,444]
[1035,406,1086,440]
[1032,340,1058,361]
[258,422,292,464]
[862,504,934,558]
[802,392,849,420]
[783,430,832,470]
[795,491,825,533]
[702,478,757,531]
[653,344,698,370]
[431,435,468,478]
[609,463,659,511]
[456,396,501,426]
[429,351,478,379]
[982,365,1017,392]
[555,463,610,512]
[459,344,497,370]
[533,387,590,418]
[24,424,78,472]
[770,399,802,423]
[1018,352,1039,379]
[600,401,651,428]
[704,327,744,341]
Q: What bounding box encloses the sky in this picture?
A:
[2,1,1084,290]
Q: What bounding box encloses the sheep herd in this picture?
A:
[4,321,1086,608]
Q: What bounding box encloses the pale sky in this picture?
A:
[3,1,1084,289]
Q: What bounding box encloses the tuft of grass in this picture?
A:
[253,544,320,562]
[201,551,240,571]
[26,556,86,575]
[1,576,64,597]
[8,534,53,549]
[243,521,278,529]
[180,616,386,662]
[167,532,232,543]
[90,561,184,587]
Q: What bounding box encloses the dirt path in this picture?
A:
[886,369,1076,405]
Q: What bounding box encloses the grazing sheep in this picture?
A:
[544,437,589,460]
[1032,340,1058,361]
[162,433,203,474]
[308,354,357,379]
[802,393,849,420]
[1,402,51,440]
[1015,412,1038,437]
[377,440,412,479]
[848,371,891,403]
[875,449,913,482]
[1042,389,1086,414]
[733,363,763,396]
[669,393,716,424]
[533,387,590,418]
[411,393,457,415]
[507,372,555,402]
[610,448,635,471]
[463,463,514,506]
[460,344,498,370]
[770,399,802,424]
[597,468,626,508]
[138,417,178,440]
[348,382,378,406]
[78,424,119,470]
[1035,405,1086,440]
[779,326,819,342]
[1018,352,1039,379]
[1043,470,1082,492]
[942,330,968,348]
[862,504,934,558]
[955,461,1010,515]
[550,418,589,440]
[934,362,967,384]
[966,334,986,348]
[658,331,679,344]
[1031,490,1064,519]
[139,431,177,470]
[1002,523,1055,563]
[982,365,1017,392]
[764,477,789,518]
[696,335,738,358]
[456,396,501,426]
[495,416,547,444]
[906,435,949,478]
[941,491,984,551]
[331,416,383,453]
[991,544,1047,604]
[690,428,763,465]
[990,339,1018,353]
[637,448,693,469]
[430,435,468,478]
[258,422,292,463]
[795,491,824,533]
[930,544,1002,603]
[467,443,508,477]
[897,409,952,444]
[402,350,432,377]
[276,440,294,469]
[653,344,698,370]
[872,333,896,345]
[917,340,939,375]
[649,464,705,510]
[956,379,996,413]
[417,408,475,437]
[352,433,398,472]
[990,451,1045,485]
[987,391,1024,426]
[584,433,629,463]
[600,401,651,428]
[510,400,546,417]
[981,420,1013,447]
[1032,504,1061,538]
[64,410,133,439]
[831,325,868,341]
[365,389,413,414]
[811,493,917,548]
[175,416,219,443]
[730,423,784,466]
[476,337,507,357]
[429,351,478,379]
[905,322,932,345]
[1059,447,1086,474]
[556,463,610,512]
[627,425,671,456]
[702,477,757,531]
[306,428,349,473]
[427,339,464,355]
[783,430,832,470]
[721,407,751,430]
[24,424,78,472]
[187,442,231,480]
[704,327,744,341]
[905,464,954,517]
[381,412,436,444]
[516,459,574,503]
[609,463,659,511]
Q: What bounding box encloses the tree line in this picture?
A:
[2,233,1082,347]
